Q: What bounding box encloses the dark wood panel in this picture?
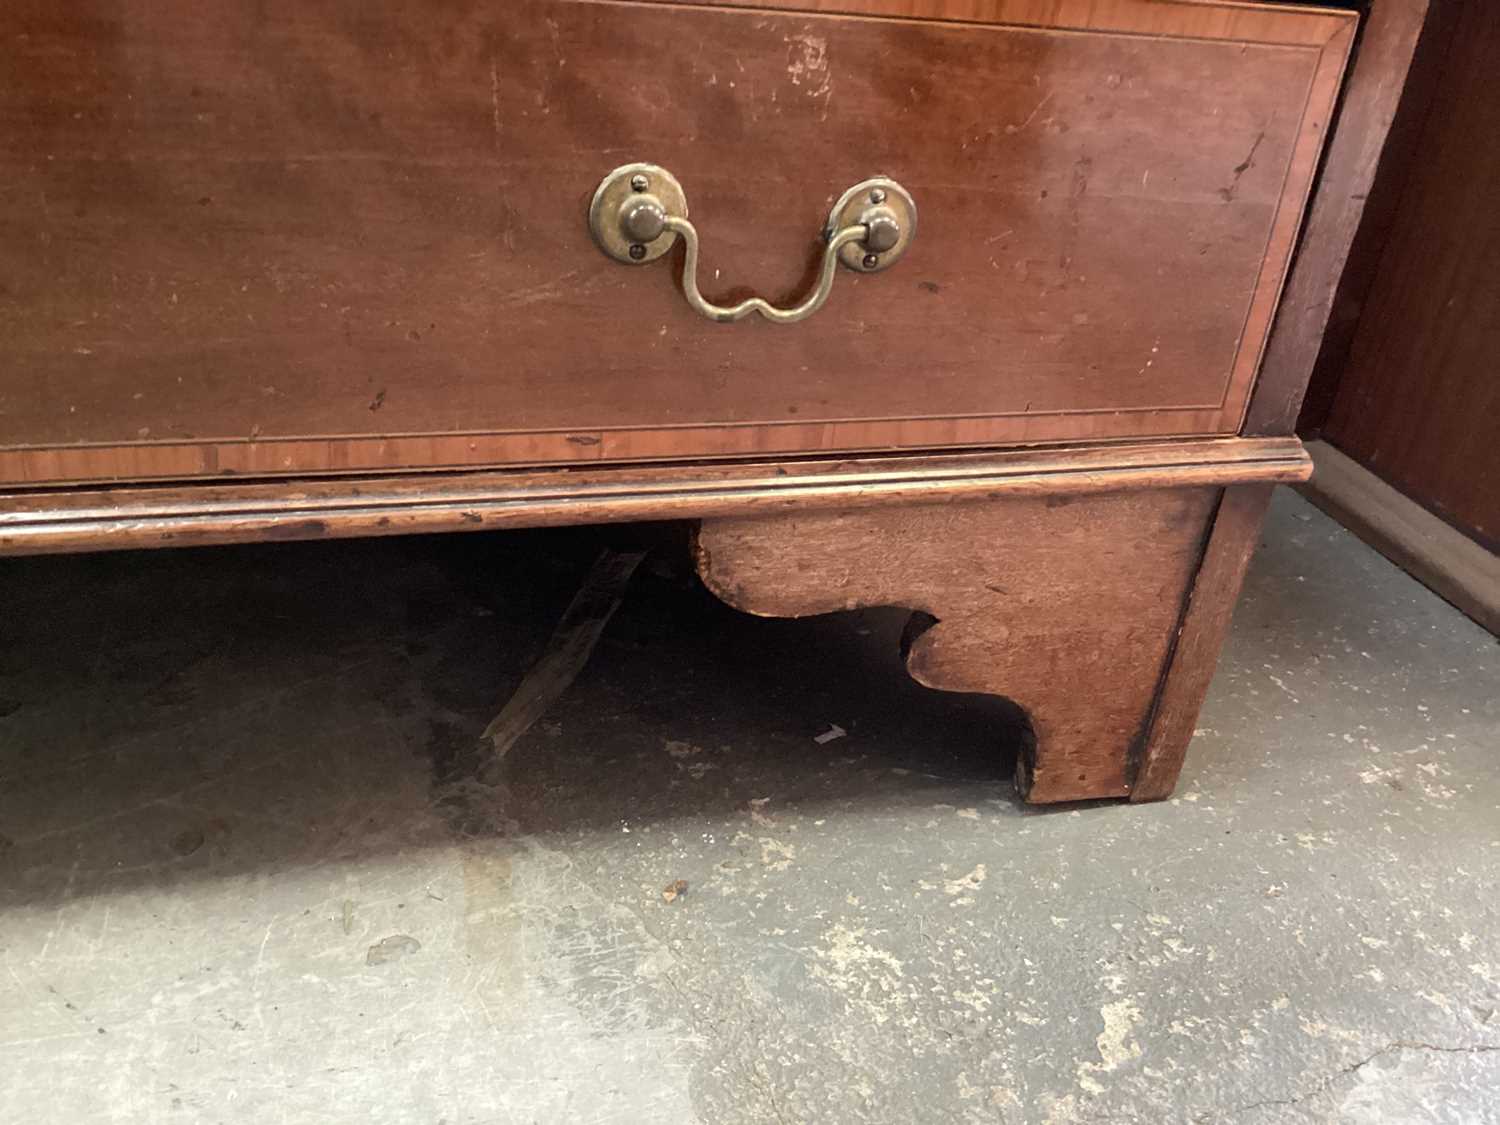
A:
[1294,0,1461,435]
[1322,0,1500,550]
[0,0,1351,484]
[1248,0,1431,435]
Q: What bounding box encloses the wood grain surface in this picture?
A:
[654,0,1355,42]
[695,487,1220,803]
[1321,0,1499,551]
[1130,484,1272,800]
[0,436,1308,555]
[0,0,1352,486]
[1249,0,1433,435]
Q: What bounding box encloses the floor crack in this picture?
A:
[1209,1040,1500,1119]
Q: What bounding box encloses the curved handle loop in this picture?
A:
[666,217,869,324]
[587,164,917,326]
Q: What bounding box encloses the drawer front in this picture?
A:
[0,0,1353,485]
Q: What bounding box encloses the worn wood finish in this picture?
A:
[1130,484,1272,800]
[1321,1,1499,551]
[1,0,1352,486]
[0,436,1308,556]
[656,0,1355,42]
[695,488,1220,803]
[1248,0,1432,435]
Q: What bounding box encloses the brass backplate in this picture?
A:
[828,178,918,273]
[588,163,688,265]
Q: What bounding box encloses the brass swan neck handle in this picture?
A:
[588,163,917,325]
[663,216,868,325]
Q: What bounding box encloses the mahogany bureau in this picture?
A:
[0,1,1356,803]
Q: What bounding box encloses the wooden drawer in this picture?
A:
[0,0,1353,486]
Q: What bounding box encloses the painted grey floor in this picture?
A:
[1,488,1496,1124]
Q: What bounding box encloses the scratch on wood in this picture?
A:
[495,270,589,309]
[490,57,502,154]
[1006,91,1053,135]
[784,32,833,118]
[1219,131,1266,202]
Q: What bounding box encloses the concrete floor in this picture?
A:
[0,488,1496,1123]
